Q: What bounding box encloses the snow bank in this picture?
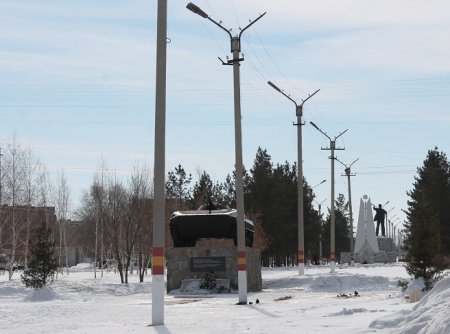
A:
[389,275,450,334]
[309,273,390,293]
[70,262,93,270]
[24,286,59,302]
[0,285,28,297]
[404,277,425,303]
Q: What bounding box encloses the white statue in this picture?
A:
[354,195,379,254]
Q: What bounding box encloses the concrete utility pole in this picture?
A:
[392,217,400,252]
[187,2,265,304]
[310,122,347,273]
[152,0,167,326]
[336,157,359,264]
[267,81,319,275]
[313,198,326,259]
[0,147,3,251]
[386,207,395,238]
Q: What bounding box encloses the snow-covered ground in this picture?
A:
[1,263,449,334]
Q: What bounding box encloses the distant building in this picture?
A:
[63,219,91,267]
[0,205,57,266]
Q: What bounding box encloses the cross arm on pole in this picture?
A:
[335,128,348,141]
[300,89,320,107]
[239,12,266,40]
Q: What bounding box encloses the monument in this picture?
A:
[166,245,262,293]
[341,195,396,263]
[353,195,379,263]
[166,205,262,293]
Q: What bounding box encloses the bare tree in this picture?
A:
[95,160,108,278]
[55,169,71,275]
[36,167,54,229]
[78,162,154,283]
[23,148,42,270]
[90,174,107,278]
[2,135,27,280]
[123,163,152,283]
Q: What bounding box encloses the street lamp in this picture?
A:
[312,179,327,189]
[312,179,326,262]
[313,197,327,260]
[310,121,347,273]
[187,2,265,304]
[386,207,395,238]
[336,157,359,264]
[389,213,397,238]
[152,0,168,326]
[268,80,319,275]
[0,147,3,252]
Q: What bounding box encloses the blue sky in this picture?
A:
[1,0,450,232]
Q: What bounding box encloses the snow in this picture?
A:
[23,286,59,302]
[1,263,449,333]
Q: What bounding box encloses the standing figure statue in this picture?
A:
[373,204,387,236]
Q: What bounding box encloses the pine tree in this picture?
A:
[322,193,350,260]
[21,223,58,289]
[165,164,192,210]
[404,147,450,290]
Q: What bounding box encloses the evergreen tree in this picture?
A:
[303,180,322,261]
[189,171,226,209]
[246,148,322,265]
[322,193,350,261]
[247,147,274,216]
[268,162,298,260]
[166,164,192,209]
[404,147,450,289]
[222,174,236,208]
[21,223,58,289]
[189,171,214,209]
[335,193,351,255]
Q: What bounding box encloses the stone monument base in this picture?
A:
[340,251,396,264]
[166,246,262,293]
[377,236,395,251]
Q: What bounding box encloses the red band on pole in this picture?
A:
[237,251,246,271]
[330,252,336,261]
[152,247,164,275]
[298,250,305,263]
[152,247,164,256]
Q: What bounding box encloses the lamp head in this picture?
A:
[186,2,208,18]
[267,81,281,92]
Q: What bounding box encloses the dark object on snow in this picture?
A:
[256,298,260,304]
[274,296,292,301]
[170,204,254,247]
[337,292,360,298]
[373,204,387,236]
[200,272,217,290]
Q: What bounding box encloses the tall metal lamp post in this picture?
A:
[0,147,3,252]
[336,157,359,264]
[314,198,327,260]
[267,81,319,275]
[310,121,347,273]
[187,2,265,304]
[311,179,326,263]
